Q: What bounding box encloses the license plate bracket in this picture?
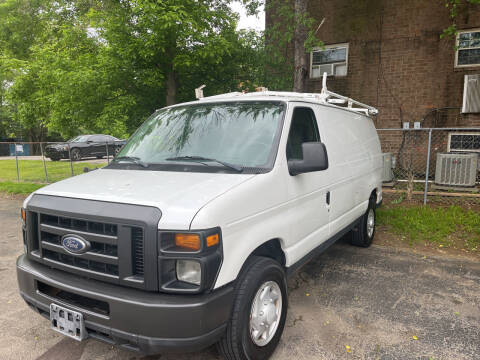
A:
[50,303,87,341]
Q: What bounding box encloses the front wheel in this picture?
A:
[217,257,287,360]
[70,148,81,161]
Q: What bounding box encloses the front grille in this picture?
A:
[43,249,119,276]
[41,214,117,236]
[30,212,145,285]
[131,227,144,276]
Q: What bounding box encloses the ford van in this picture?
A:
[17,86,382,360]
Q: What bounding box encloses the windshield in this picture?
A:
[69,135,90,143]
[116,102,285,170]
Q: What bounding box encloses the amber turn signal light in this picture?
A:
[206,234,219,247]
[21,208,26,222]
[175,234,201,251]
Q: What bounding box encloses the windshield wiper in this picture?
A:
[166,156,243,172]
[113,156,149,168]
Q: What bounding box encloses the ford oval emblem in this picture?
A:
[62,235,91,254]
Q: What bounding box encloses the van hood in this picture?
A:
[32,168,255,229]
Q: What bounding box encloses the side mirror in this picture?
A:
[288,142,328,176]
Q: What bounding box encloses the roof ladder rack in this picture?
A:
[319,72,378,116]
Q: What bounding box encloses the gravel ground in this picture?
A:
[1,196,479,360]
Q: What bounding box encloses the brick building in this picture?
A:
[267,0,480,128]
[267,0,480,177]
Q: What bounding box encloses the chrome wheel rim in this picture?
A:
[367,209,375,238]
[72,150,80,161]
[249,281,282,347]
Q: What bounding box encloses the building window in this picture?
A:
[455,29,480,67]
[448,132,480,153]
[310,44,348,78]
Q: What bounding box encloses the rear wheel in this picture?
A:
[217,257,287,360]
[351,196,376,247]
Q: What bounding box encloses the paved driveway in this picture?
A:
[1,196,479,360]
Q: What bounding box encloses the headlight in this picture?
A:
[63,145,69,151]
[158,228,223,293]
[176,260,201,285]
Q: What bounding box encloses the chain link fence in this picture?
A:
[378,128,480,208]
[0,141,124,184]
[1,131,480,209]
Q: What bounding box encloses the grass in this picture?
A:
[0,181,46,194]
[0,159,104,183]
[377,205,480,251]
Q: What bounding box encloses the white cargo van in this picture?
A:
[17,82,382,360]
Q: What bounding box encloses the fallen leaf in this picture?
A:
[7,300,12,304]
[439,245,444,248]
[34,336,39,341]
[305,293,310,297]
[454,312,460,316]
[412,335,418,340]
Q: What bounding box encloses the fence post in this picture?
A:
[67,144,74,177]
[105,142,110,164]
[423,129,433,206]
[14,142,19,182]
[40,143,49,183]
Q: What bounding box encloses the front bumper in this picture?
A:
[17,254,234,354]
[44,147,68,159]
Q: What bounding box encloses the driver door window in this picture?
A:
[286,107,320,160]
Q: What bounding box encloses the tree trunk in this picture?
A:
[166,70,178,106]
[293,0,308,92]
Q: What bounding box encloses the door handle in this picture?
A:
[326,191,330,205]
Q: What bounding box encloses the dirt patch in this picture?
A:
[375,225,480,261]
[0,192,28,202]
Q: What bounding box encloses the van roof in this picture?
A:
[166,74,378,117]
[185,90,377,118]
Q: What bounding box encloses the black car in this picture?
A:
[45,134,126,161]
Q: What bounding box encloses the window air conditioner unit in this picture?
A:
[462,74,480,113]
[382,153,394,182]
[319,64,334,76]
[434,153,478,187]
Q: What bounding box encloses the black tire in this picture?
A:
[50,157,60,162]
[96,155,103,159]
[217,257,287,360]
[351,195,376,247]
[70,148,81,161]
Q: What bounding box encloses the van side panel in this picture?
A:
[315,106,382,239]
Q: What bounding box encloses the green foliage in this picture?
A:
[245,0,323,90]
[0,181,45,194]
[377,205,480,250]
[442,0,480,39]
[0,0,268,140]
